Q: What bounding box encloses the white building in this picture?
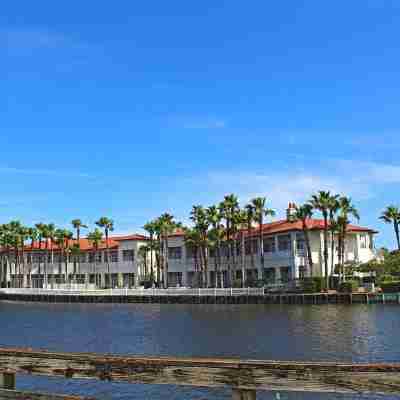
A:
[1,234,150,288]
[165,204,377,287]
[1,205,378,288]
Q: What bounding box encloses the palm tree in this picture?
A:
[206,205,224,287]
[328,195,340,276]
[380,206,400,250]
[184,227,202,287]
[236,210,248,287]
[35,223,47,287]
[295,204,314,277]
[138,245,150,279]
[46,223,56,285]
[244,204,255,269]
[219,194,240,286]
[26,227,39,287]
[95,217,114,288]
[71,219,88,278]
[157,213,180,288]
[144,221,157,283]
[191,206,210,287]
[251,197,275,281]
[338,197,360,280]
[310,191,335,289]
[87,228,103,288]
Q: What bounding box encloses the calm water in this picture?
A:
[0,301,399,399]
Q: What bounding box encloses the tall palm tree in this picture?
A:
[46,223,56,285]
[219,194,240,286]
[251,197,275,280]
[295,204,314,277]
[157,213,180,288]
[191,206,210,287]
[236,210,248,287]
[380,206,400,250]
[95,217,114,288]
[244,204,255,269]
[87,228,103,288]
[144,221,157,282]
[71,219,88,278]
[338,197,360,280]
[35,223,46,287]
[184,227,202,287]
[310,191,335,289]
[206,205,224,287]
[26,227,39,287]
[328,195,340,276]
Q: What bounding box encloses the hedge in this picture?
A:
[380,281,400,293]
[338,280,359,293]
[301,277,326,293]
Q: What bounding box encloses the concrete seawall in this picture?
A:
[1,291,399,305]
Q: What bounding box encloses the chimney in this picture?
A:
[286,202,297,222]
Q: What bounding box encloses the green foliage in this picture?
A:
[380,281,400,293]
[232,278,242,288]
[358,251,400,282]
[338,280,359,293]
[301,277,326,293]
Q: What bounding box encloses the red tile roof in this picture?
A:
[111,234,149,241]
[168,219,377,238]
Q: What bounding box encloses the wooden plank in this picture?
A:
[0,388,94,400]
[1,347,400,395]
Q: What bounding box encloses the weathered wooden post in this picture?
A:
[0,372,16,390]
[232,388,256,400]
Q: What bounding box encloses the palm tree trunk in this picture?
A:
[105,229,110,288]
[323,214,329,290]
[259,217,264,276]
[394,222,400,250]
[303,224,313,277]
[330,232,335,280]
[241,232,246,287]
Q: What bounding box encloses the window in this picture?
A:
[278,235,291,252]
[280,266,291,282]
[360,234,368,249]
[245,239,258,255]
[299,265,306,280]
[110,250,119,262]
[186,245,197,259]
[79,253,87,263]
[168,246,182,260]
[263,237,276,253]
[123,249,134,261]
[296,233,305,252]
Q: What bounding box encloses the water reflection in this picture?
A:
[0,301,399,399]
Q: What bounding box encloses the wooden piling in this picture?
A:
[0,372,15,390]
[232,388,257,400]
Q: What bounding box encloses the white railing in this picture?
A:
[0,287,268,297]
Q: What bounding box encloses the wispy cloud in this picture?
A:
[0,167,92,179]
[181,119,226,130]
[178,159,400,217]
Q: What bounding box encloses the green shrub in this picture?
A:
[301,277,326,293]
[338,280,359,293]
[380,281,400,293]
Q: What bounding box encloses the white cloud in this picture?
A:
[0,167,92,179]
[179,159,400,218]
[182,119,226,129]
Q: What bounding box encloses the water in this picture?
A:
[0,301,399,399]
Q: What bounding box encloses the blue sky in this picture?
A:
[1,1,400,248]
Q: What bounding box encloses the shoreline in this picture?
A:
[1,289,399,305]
